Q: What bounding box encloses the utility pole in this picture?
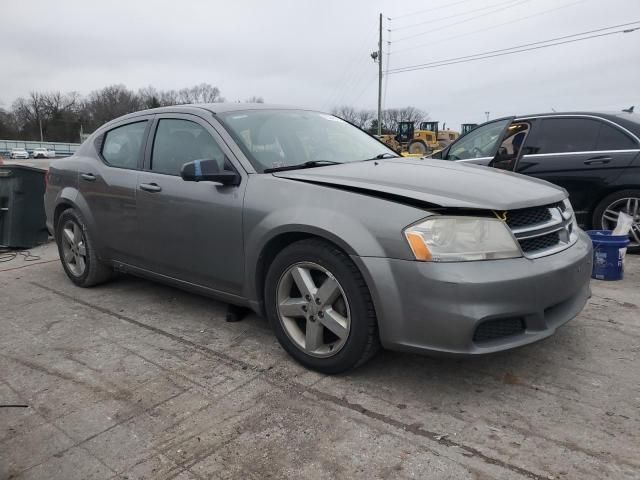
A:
[39,118,43,142]
[377,13,383,136]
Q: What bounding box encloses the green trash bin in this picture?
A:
[0,165,49,248]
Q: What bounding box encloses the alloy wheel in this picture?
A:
[276,262,351,358]
[60,220,87,276]
[601,197,640,247]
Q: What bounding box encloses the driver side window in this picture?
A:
[446,119,510,160]
[151,119,225,176]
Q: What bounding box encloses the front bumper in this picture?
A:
[354,229,593,355]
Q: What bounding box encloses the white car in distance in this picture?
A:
[9,148,30,159]
[32,147,56,158]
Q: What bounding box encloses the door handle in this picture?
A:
[139,182,162,193]
[81,173,96,182]
[584,156,611,165]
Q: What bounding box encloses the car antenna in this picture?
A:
[622,106,634,113]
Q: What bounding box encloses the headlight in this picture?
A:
[404,216,522,262]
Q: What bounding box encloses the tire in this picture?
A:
[55,208,114,287]
[408,141,429,155]
[592,189,640,254]
[264,239,380,374]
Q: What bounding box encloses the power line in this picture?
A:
[322,26,378,109]
[389,0,585,55]
[389,0,475,21]
[391,20,640,71]
[392,0,530,43]
[386,24,640,74]
[391,0,522,32]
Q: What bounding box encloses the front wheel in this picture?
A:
[593,190,640,253]
[264,239,380,373]
[408,141,429,155]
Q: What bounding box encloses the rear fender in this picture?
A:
[53,188,105,256]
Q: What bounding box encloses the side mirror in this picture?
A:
[181,159,241,185]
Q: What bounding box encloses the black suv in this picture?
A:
[434,112,640,252]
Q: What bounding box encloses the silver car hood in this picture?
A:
[273,158,566,210]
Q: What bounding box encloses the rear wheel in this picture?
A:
[408,141,429,156]
[264,239,380,373]
[593,190,640,253]
[56,209,114,287]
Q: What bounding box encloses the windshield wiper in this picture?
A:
[362,153,400,161]
[263,160,342,173]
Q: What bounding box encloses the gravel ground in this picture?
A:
[1,241,639,480]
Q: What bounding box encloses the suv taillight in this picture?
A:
[44,169,50,189]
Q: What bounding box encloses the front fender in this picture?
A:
[242,175,431,304]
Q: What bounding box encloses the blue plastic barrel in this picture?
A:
[586,230,630,281]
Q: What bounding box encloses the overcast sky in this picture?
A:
[1,0,639,128]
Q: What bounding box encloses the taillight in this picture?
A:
[44,169,50,189]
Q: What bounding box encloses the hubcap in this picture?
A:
[276,262,350,358]
[60,220,87,276]
[601,197,640,247]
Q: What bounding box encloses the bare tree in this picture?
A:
[245,96,264,103]
[331,105,359,125]
[138,86,162,109]
[84,85,141,129]
[177,83,224,104]
[354,109,374,129]
[381,107,428,132]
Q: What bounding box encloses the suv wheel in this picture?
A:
[593,190,640,253]
[264,239,380,373]
[56,209,113,287]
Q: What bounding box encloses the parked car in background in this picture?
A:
[32,147,56,158]
[45,104,592,373]
[433,112,640,252]
[9,148,29,159]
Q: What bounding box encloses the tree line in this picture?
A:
[330,105,428,134]
[0,83,264,143]
[0,82,426,143]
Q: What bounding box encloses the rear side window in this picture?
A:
[151,119,225,176]
[596,123,637,150]
[102,121,147,169]
[526,118,599,154]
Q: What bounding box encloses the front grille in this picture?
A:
[473,318,526,343]
[501,201,574,258]
[519,231,561,252]
[506,206,551,228]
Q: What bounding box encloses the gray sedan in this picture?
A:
[44,104,592,373]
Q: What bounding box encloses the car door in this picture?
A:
[514,116,640,225]
[80,117,152,263]
[135,113,246,295]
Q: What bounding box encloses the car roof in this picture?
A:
[481,111,640,138]
[106,103,318,126]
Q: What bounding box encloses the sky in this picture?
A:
[1,0,639,129]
